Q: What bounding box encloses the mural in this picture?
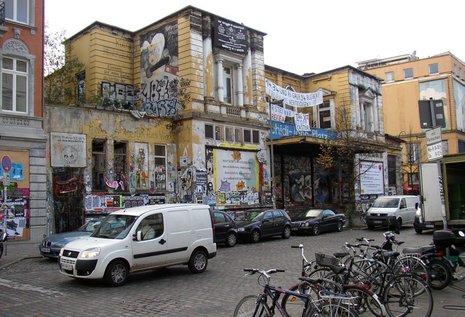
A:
[140,22,180,117]
[419,79,446,100]
[453,80,465,131]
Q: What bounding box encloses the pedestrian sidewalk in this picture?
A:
[0,241,42,269]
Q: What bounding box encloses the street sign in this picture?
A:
[427,143,443,161]
[426,127,442,146]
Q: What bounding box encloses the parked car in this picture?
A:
[212,210,238,247]
[290,208,346,235]
[39,218,102,259]
[234,209,292,243]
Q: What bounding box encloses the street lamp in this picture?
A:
[267,98,283,209]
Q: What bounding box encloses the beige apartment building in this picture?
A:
[359,52,465,192]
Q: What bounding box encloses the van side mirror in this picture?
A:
[133,231,142,241]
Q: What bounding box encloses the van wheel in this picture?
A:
[367,224,375,230]
[226,233,237,247]
[282,226,291,239]
[396,218,403,229]
[251,230,261,243]
[188,249,208,273]
[105,260,129,287]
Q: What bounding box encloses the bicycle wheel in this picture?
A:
[306,303,359,317]
[233,294,269,317]
[393,256,429,293]
[384,274,433,317]
[343,285,384,317]
[426,259,452,290]
[281,284,306,317]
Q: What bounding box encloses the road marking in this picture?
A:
[0,278,63,296]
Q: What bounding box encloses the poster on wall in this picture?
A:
[359,161,384,195]
[134,142,149,190]
[0,188,30,241]
[213,17,249,54]
[50,132,87,167]
[213,149,259,193]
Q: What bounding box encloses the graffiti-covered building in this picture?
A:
[0,0,47,243]
[45,6,272,233]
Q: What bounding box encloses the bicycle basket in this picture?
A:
[315,253,339,267]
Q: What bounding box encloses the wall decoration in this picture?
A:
[50,132,87,167]
[212,17,249,54]
[213,149,258,193]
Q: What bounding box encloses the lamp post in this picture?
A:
[267,98,283,209]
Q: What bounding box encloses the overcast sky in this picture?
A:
[45,0,463,75]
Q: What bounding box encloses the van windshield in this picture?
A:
[372,198,399,208]
[91,215,137,239]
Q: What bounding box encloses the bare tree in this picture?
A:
[316,102,385,225]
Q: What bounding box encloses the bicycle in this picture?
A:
[233,268,358,317]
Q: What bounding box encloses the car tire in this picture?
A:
[312,224,320,236]
[337,221,343,232]
[226,232,237,247]
[188,249,208,273]
[367,224,375,230]
[415,228,423,234]
[105,259,129,287]
[251,230,261,243]
[282,226,291,239]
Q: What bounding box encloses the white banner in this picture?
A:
[359,161,384,195]
[265,79,323,107]
[267,104,295,122]
[295,113,311,131]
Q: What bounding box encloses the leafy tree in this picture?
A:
[44,26,84,105]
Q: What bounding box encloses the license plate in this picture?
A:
[40,247,51,253]
[373,220,382,224]
[61,262,73,271]
[291,228,298,231]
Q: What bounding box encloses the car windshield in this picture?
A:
[234,210,262,221]
[372,198,399,208]
[78,219,102,233]
[91,215,137,239]
[304,209,323,218]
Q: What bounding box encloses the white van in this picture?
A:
[365,195,420,230]
[58,204,217,286]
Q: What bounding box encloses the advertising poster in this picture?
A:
[0,188,30,241]
[359,161,384,195]
[213,149,258,193]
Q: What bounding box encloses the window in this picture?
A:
[113,141,127,191]
[385,71,394,82]
[215,126,224,141]
[429,63,439,75]
[404,68,413,79]
[387,155,396,187]
[459,140,465,153]
[318,101,332,129]
[205,124,214,139]
[225,126,234,142]
[223,66,233,104]
[5,0,29,24]
[252,130,260,144]
[137,214,163,240]
[363,102,374,132]
[154,145,166,191]
[235,128,242,143]
[92,139,106,191]
[442,140,448,156]
[407,142,421,163]
[243,129,251,143]
[418,99,446,128]
[2,57,28,113]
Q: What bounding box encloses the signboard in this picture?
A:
[213,149,258,192]
[271,121,338,140]
[213,18,249,54]
[359,161,384,195]
[50,132,87,167]
[425,127,443,161]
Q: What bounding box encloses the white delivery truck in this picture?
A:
[59,204,217,286]
[365,195,420,230]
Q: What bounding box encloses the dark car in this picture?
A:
[234,209,292,243]
[291,208,346,236]
[39,218,102,259]
[212,210,238,247]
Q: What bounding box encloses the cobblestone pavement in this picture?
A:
[1,227,465,316]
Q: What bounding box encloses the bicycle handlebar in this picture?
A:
[243,268,285,274]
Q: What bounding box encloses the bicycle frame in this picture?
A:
[256,283,312,317]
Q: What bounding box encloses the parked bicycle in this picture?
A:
[233,268,358,317]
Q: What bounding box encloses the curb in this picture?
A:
[0,255,43,270]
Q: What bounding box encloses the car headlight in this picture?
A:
[59,247,64,256]
[415,209,421,216]
[80,247,101,259]
[304,222,310,227]
[238,228,245,232]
